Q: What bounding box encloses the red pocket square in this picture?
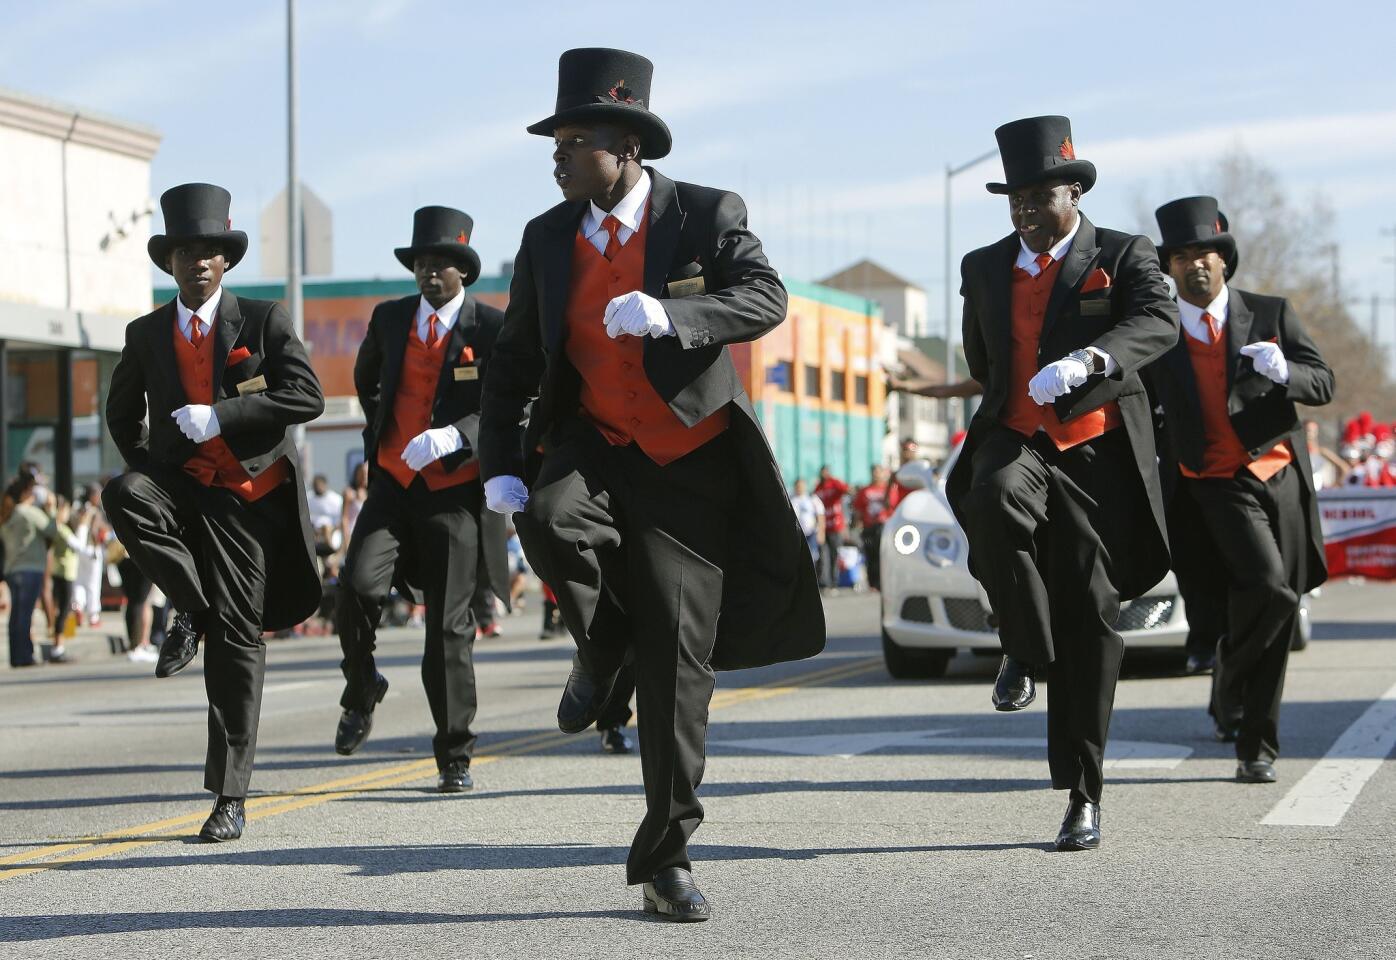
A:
[227,346,252,365]
[1081,268,1111,293]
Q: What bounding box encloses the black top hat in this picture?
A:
[986,116,1097,195]
[147,183,248,274]
[1155,196,1238,280]
[394,206,482,286]
[526,47,672,160]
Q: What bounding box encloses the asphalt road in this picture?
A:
[2,581,1394,959]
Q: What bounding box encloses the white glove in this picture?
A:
[1027,357,1090,406]
[172,404,221,442]
[484,475,529,515]
[402,426,463,472]
[1240,341,1289,384]
[603,291,673,339]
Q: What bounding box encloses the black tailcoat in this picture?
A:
[1146,287,1333,592]
[353,293,510,601]
[105,293,324,631]
[479,168,824,670]
[947,215,1181,601]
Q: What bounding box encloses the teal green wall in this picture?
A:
[760,399,880,490]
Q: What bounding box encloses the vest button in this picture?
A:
[622,362,633,371]
[630,418,641,427]
[626,391,637,400]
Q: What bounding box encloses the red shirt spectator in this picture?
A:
[852,472,891,528]
[814,468,849,535]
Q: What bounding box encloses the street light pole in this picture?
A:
[943,149,996,433]
[287,0,304,446]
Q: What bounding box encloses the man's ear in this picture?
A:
[621,131,642,164]
[1068,182,1083,204]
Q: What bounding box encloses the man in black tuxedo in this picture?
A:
[946,117,1179,850]
[1148,196,1332,783]
[333,208,510,793]
[103,183,324,841]
[480,47,824,920]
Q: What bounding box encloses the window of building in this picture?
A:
[830,370,846,402]
[854,375,869,405]
[766,361,793,392]
[803,364,821,399]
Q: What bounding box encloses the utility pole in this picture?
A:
[287,0,304,447]
[943,149,996,434]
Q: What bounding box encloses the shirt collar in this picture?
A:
[583,170,652,239]
[1015,214,1082,271]
[176,286,223,334]
[1177,285,1230,334]
[416,287,466,330]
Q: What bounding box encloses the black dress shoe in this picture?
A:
[1236,760,1277,783]
[199,796,245,842]
[1054,797,1101,851]
[438,760,473,793]
[600,726,633,755]
[642,867,711,922]
[1185,652,1216,675]
[557,656,619,734]
[155,611,205,678]
[991,656,1035,711]
[334,674,389,756]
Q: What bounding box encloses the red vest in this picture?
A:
[377,323,478,491]
[1178,332,1292,481]
[564,207,729,465]
[173,317,288,501]
[1001,260,1121,450]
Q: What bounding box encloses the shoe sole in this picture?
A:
[198,830,242,843]
[1054,839,1100,851]
[335,678,389,755]
[155,653,197,679]
[992,697,1034,712]
[642,892,711,922]
[437,782,474,793]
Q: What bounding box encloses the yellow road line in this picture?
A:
[0,654,881,880]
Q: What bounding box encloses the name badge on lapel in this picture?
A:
[1080,300,1111,317]
[236,375,269,396]
[665,276,706,298]
[454,344,478,380]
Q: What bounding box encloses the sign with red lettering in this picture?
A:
[1319,488,1396,580]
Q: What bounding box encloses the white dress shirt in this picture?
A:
[581,170,652,254]
[1177,286,1230,344]
[414,287,465,342]
[175,286,223,342]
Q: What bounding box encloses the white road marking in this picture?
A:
[713,729,1192,769]
[1262,681,1396,827]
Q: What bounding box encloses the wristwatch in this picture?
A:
[1068,348,1101,373]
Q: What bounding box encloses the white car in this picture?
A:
[878,445,1189,678]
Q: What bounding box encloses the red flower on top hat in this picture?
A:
[1059,136,1075,160]
[1214,219,1223,234]
[456,231,468,244]
[608,81,637,105]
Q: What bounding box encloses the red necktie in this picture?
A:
[425,314,440,347]
[1034,253,1053,275]
[602,215,623,261]
[1202,311,1221,344]
[190,318,205,347]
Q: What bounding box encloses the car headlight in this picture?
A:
[923,526,961,567]
[892,523,920,555]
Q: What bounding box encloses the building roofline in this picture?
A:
[0,86,161,161]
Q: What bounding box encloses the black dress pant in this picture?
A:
[598,664,636,730]
[337,473,482,769]
[103,465,284,797]
[515,423,736,884]
[1167,487,1228,660]
[862,524,884,590]
[1182,465,1303,763]
[960,426,1135,803]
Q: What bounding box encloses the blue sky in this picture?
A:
[4,0,1395,350]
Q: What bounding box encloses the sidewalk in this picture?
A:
[0,609,133,671]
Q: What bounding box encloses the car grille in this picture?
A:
[943,598,993,632]
[899,596,935,624]
[939,595,1177,633]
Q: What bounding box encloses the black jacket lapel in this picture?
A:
[146,299,181,404]
[983,234,1019,367]
[540,201,586,349]
[1225,285,1254,400]
[1042,214,1101,341]
[643,170,684,298]
[211,291,244,391]
[435,296,476,408]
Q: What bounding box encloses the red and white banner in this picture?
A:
[1319,487,1396,580]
